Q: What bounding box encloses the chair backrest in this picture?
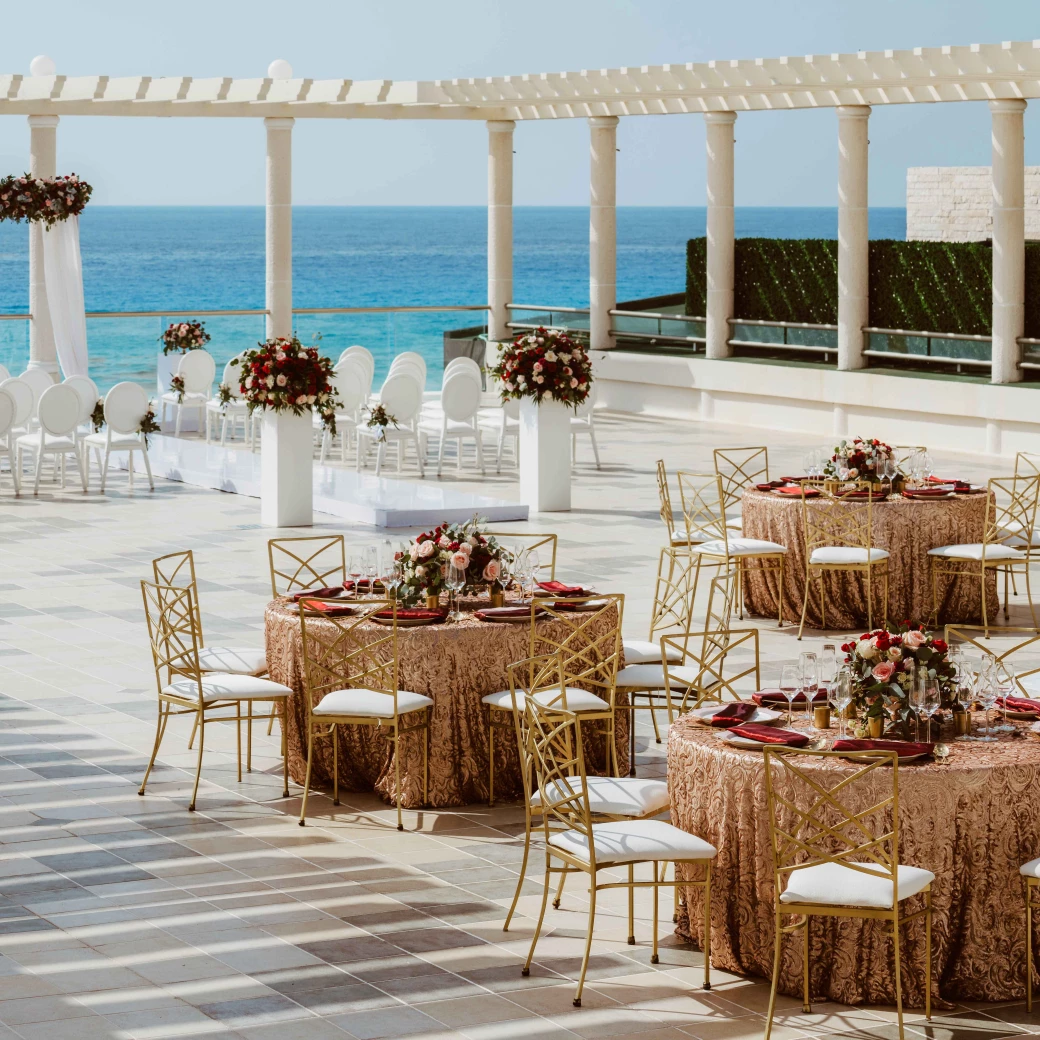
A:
[37,383,81,438]
[0,378,34,428]
[176,349,216,394]
[104,381,150,435]
[391,351,426,379]
[18,367,56,413]
[763,746,901,908]
[1015,452,1040,479]
[440,372,482,423]
[152,550,203,642]
[139,579,204,698]
[944,625,1040,700]
[330,363,367,415]
[0,364,8,383]
[62,375,100,424]
[378,373,423,424]
[221,357,245,398]
[985,474,1040,550]
[573,382,597,420]
[389,358,426,386]
[676,471,727,545]
[802,482,877,554]
[492,533,558,579]
[656,460,676,542]
[443,357,482,384]
[268,535,346,597]
[714,447,769,515]
[339,345,374,380]
[0,389,15,440]
[648,546,699,639]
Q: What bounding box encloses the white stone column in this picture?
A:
[991,98,1026,385]
[487,120,514,344]
[265,117,294,340]
[837,105,870,372]
[27,114,59,376]
[589,116,618,352]
[705,111,736,360]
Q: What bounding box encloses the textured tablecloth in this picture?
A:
[265,597,628,807]
[668,714,1040,1004]
[740,488,999,628]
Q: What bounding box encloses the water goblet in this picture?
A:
[799,651,818,723]
[831,669,852,739]
[909,671,926,742]
[779,664,800,727]
[347,554,364,598]
[526,550,541,592]
[363,545,379,592]
[445,563,466,622]
[976,667,998,741]
[384,559,404,602]
[820,643,838,691]
[993,661,1017,734]
[920,678,940,742]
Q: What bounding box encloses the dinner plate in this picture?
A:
[300,604,355,618]
[1003,709,1039,721]
[716,731,820,750]
[691,705,782,725]
[369,614,445,627]
[839,750,930,763]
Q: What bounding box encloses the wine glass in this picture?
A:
[779,664,800,726]
[445,563,465,622]
[384,559,404,602]
[921,451,934,482]
[994,660,1017,734]
[820,643,838,692]
[976,665,998,741]
[526,550,541,594]
[799,652,818,723]
[347,554,364,598]
[363,545,379,592]
[498,556,512,596]
[831,669,852,739]
[920,678,940,742]
[909,671,926,742]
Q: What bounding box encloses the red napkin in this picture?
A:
[775,485,819,497]
[708,702,757,728]
[729,722,810,747]
[372,608,447,621]
[902,488,951,498]
[291,585,344,601]
[832,739,934,756]
[838,489,886,500]
[756,481,785,491]
[537,581,588,597]
[998,695,1040,714]
[474,605,542,622]
[781,476,810,483]
[298,599,355,617]
[753,689,829,706]
[928,476,970,489]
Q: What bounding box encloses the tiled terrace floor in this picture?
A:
[0,411,1037,1040]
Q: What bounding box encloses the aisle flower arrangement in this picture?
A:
[232,335,337,429]
[169,374,186,404]
[365,404,399,442]
[490,327,592,407]
[0,173,92,228]
[823,436,893,483]
[160,320,211,355]
[396,516,511,604]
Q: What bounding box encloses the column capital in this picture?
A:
[836,104,871,120]
[27,114,59,129]
[264,116,295,130]
[486,119,515,133]
[588,115,619,130]
[990,98,1027,115]
[704,110,737,126]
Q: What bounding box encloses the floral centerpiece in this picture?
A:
[490,327,592,407]
[823,437,894,483]
[840,622,955,736]
[160,320,210,355]
[396,516,512,605]
[0,173,92,228]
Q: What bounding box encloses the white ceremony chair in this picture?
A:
[356,371,425,476]
[161,349,215,436]
[0,378,34,444]
[18,367,56,428]
[479,396,520,474]
[83,381,155,492]
[339,344,374,385]
[390,350,427,385]
[418,370,485,476]
[0,388,19,495]
[205,356,253,447]
[0,364,9,383]
[16,383,87,494]
[317,362,367,463]
[571,383,602,469]
[443,356,483,383]
[63,374,100,441]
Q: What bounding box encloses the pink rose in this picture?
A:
[872,661,896,683]
[903,630,926,649]
[417,540,436,559]
[437,535,451,549]
[451,551,470,570]
[482,560,501,582]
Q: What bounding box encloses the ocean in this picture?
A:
[0,206,906,391]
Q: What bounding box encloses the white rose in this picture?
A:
[276,374,287,387]
[266,375,275,389]
[856,639,875,660]
[438,535,451,549]
[545,350,557,362]
[414,564,425,578]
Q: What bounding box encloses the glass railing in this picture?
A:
[505,304,590,337]
[864,328,992,371]
[611,308,705,349]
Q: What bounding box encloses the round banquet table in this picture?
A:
[668,713,1040,1005]
[740,487,999,628]
[265,596,628,808]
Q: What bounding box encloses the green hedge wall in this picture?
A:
[686,237,1040,338]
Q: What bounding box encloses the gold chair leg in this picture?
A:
[798,567,811,640]
[1026,561,1039,632]
[267,708,276,737]
[1028,882,1034,1013]
[892,908,905,1040]
[764,909,783,1040]
[522,862,553,977]
[504,808,532,931]
[138,702,171,796]
[930,560,940,629]
[649,700,661,744]
[332,725,340,807]
[280,703,289,798]
[1004,565,1011,621]
[925,887,932,1020]
[981,567,990,639]
[866,565,873,633]
[235,709,242,783]
[299,722,316,826]
[627,864,635,945]
[187,713,199,750]
[246,700,253,773]
[488,723,495,807]
[552,868,567,910]
[188,715,205,812]
[423,709,430,805]
[703,862,712,990]
[777,556,785,628]
[651,863,660,963]
[572,876,598,1007]
[395,724,403,831]
[802,915,811,1013]
[819,567,826,631]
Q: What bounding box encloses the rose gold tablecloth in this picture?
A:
[668,714,1040,1004]
[265,597,628,808]
[741,488,998,628]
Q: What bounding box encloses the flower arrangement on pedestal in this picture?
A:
[0,173,92,227]
[233,335,338,430]
[490,327,592,407]
[824,437,894,483]
[160,320,211,356]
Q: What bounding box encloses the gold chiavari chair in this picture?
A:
[489,531,558,579]
[268,535,347,598]
[153,550,275,759]
[521,697,716,1007]
[657,460,699,550]
[499,652,672,932]
[762,747,933,1040]
[482,593,625,804]
[928,474,1040,636]
[1011,453,1040,597]
[798,482,890,640]
[713,445,768,532]
[297,599,432,832]
[138,580,292,811]
[894,445,928,472]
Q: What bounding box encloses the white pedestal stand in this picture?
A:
[261,410,313,527]
[519,398,572,512]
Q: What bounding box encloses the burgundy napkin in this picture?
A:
[838,489,886,500]
[998,695,1040,714]
[291,585,344,602]
[708,702,757,728]
[781,476,811,483]
[729,722,810,747]
[298,599,355,618]
[775,485,819,497]
[832,739,934,756]
[756,480,785,491]
[371,607,447,621]
[753,689,829,706]
[902,488,951,499]
[343,579,384,592]
[474,605,543,622]
[537,581,588,597]
[928,476,970,490]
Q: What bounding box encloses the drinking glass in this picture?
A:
[921,451,934,482]
[909,673,926,742]
[920,678,940,742]
[498,557,512,594]
[977,667,998,741]
[820,643,838,690]
[993,661,1017,734]
[347,554,363,598]
[381,539,393,581]
[385,559,404,601]
[779,664,800,726]
[526,550,541,592]
[831,669,852,739]
[363,546,379,592]
[445,563,465,622]
[799,652,818,723]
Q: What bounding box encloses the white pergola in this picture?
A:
[6,39,1040,384]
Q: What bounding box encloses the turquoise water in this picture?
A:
[0,206,906,391]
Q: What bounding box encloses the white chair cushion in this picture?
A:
[482,689,525,710]
[530,687,610,713]
[927,543,1023,561]
[83,431,147,450]
[671,532,708,546]
[531,776,669,817]
[1021,857,1040,878]
[614,663,701,689]
[623,639,682,665]
[16,431,76,451]
[549,819,716,866]
[161,391,207,405]
[313,687,432,718]
[809,547,890,565]
[198,646,268,675]
[779,861,934,909]
[162,674,292,703]
[693,537,787,557]
[999,521,1040,548]
[1019,675,1040,698]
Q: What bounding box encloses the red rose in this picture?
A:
[932,639,948,653]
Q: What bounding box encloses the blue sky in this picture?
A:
[0,0,1038,207]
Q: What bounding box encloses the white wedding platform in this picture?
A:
[113,434,527,528]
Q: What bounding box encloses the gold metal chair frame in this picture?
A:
[657,459,699,549]
[929,475,1040,636]
[138,580,289,812]
[1029,875,1040,1011]
[297,599,430,832]
[798,482,890,640]
[521,698,712,1007]
[762,746,932,1040]
[944,624,1040,696]
[487,531,558,578]
[713,445,769,519]
[268,534,347,598]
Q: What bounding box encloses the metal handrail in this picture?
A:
[728,339,833,354]
[863,349,991,368]
[607,330,705,345]
[0,313,30,321]
[506,303,590,314]
[864,325,992,343]
[610,309,706,323]
[728,317,838,332]
[0,304,488,320]
[293,305,488,315]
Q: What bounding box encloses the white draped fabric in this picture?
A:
[41,214,89,378]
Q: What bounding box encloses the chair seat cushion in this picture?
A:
[531,776,669,817]
[161,391,207,405]
[809,547,890,565]
[17,431,76,451]
[549,819,716,866]
[482,687,609,713]
[927,543,1023,561]
[999,521,1040,548]
[83,431,147,450]
[779,861,934,908]
[1021,857,1040,878]
[614,664,701,689]
[481,688,525,710]
[313,687,432,718]
[198,646,268,675]
[623,638,682,665]
[162,673,292,704]
[693,537,787,557]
